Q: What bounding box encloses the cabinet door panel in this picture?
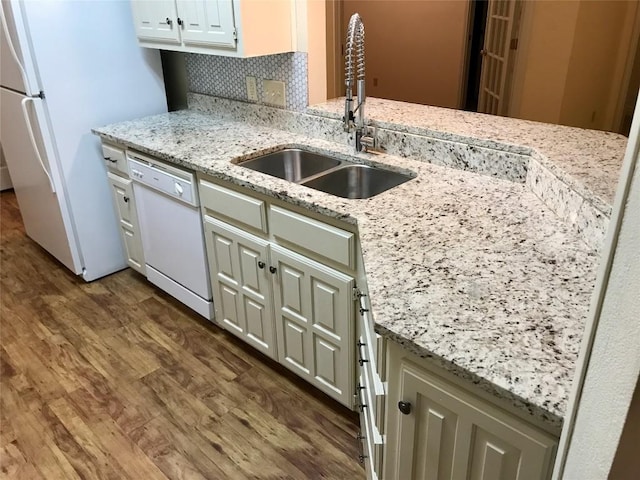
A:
[177,0,236,48]
[271,244,354,407]
[212,232,235,282]
[386,351,557,480]
[282,319,308,373]
[312,279,342,340]
[244,297,270,350]
[219,283,242,333]
[313,336,340,392]
[122,228,145,274]
[107,173,144,274]
[131,0,181,43]
[468,428,519,480]
[204,217,276,359]
[396,365,458,480]
[280,263,305,318]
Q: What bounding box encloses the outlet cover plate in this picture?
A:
[246,76,258,102]
[263,79,286,108]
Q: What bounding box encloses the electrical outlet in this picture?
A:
[246,76,258,102]
[263,79,286,108]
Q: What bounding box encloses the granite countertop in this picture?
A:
[309,97,626,216]
[94,103,615,432]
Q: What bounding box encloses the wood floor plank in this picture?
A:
[128,417,219,480]
[47,396,133,480]
[1,190,364,480]
[6,406,82,479]
[0,440,46,480]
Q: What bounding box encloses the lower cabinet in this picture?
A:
[384,342,558,480]
[106,171,145,274]
[203,213,355,407]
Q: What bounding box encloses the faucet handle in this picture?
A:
[359,126,380,152]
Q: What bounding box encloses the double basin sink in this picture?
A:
[237,148,414,199]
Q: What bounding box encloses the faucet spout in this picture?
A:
[344,14,365,133]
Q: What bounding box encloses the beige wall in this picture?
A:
[510,1,579,123]
[512,0,637,131]
[560,1,633,129]
[341,0,469,108]
[307,0,328,105]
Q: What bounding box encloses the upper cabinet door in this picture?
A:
[176,0,236,48]
[130,0,181,44]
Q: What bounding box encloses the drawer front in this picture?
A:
[269,205,355,269]
[359,333,385,435]
[199,179,267,233]
[358,373,383,480]
[101,143,127,175]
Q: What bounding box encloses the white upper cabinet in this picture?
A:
[130,0,294,57]
[176,0,236,48]
[131,0,181,44]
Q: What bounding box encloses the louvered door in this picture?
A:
[478,0,516,115]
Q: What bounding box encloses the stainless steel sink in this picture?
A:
[301,164,413,199]
[239,149,342,182]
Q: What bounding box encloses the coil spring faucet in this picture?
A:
[344,13,377,152]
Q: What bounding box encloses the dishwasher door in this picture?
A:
[134,183,212,301]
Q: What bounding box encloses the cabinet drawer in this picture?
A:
[358,373,383,480]
[269,205,355,269]
[359,333,385,435]
[101,143,127,175]
[199,179,267,233]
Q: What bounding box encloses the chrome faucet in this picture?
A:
[344,13,377,152]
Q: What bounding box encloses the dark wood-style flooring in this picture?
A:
[0,190,364,479]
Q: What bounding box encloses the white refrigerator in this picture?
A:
[0,0,167,281]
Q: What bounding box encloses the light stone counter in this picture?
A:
[93,98,624,432]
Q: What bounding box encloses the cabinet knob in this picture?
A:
[398,401,412,415]
[123,196,129,203]
[177,17,183,26]
[357,340,366,348]
[258,261,265,269]
[358,454,367,464]
[269,266,277,274]
[165,17,172,26]
[358,357,369,367]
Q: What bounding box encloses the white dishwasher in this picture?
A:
[128,152,214,320]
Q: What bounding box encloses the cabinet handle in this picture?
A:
[357,403,367,413]
[359,307,369,315]
[357,340,366,348]
[177,17,183,26]
[104,156,117,163]
[398,401,412,415]
[269,266,277,274]
[358,357,369,367]
[356,383,365,391]
[358,454,367,464]
[165,17,172,26]
[258,261,265,269]
[123,196,130,203]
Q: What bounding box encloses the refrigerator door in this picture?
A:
[0,0,42,95]
[0,87,82,274]
[19,0,165,280]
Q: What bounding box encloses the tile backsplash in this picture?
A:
[185,52,308,111]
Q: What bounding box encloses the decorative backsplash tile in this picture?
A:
[185,52,308,111]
